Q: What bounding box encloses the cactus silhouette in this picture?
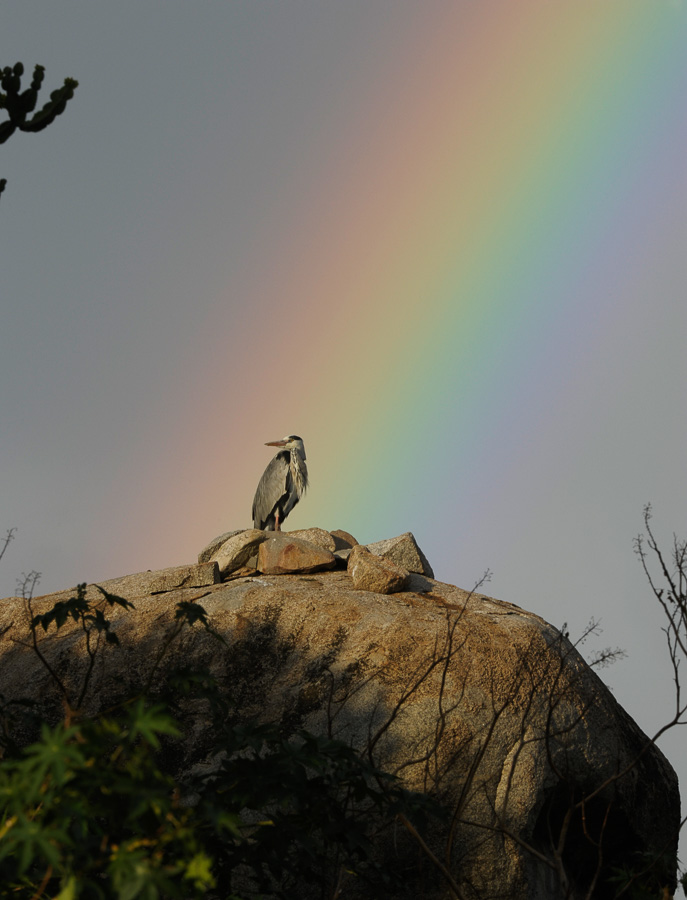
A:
[0,62,78,199]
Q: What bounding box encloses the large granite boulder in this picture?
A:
[0,535,678,898]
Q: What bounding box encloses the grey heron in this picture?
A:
[252,435,308,531]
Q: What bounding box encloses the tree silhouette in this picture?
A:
[0,62,78,200]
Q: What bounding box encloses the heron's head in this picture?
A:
[265,435,306,460]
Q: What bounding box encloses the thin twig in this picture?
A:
[398,812,466,900]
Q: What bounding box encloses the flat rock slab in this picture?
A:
[257,533,336,575]
[34,562,221,605]
[348,545,410,594]
[366,532,434,578]
[143,562,220,594]
[208,529,268,576]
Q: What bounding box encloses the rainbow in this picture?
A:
[112,0,687,583]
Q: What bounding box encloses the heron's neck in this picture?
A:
[290,451,308,494]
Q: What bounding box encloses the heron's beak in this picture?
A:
[265,440,288,447]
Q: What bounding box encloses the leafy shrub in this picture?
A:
[0,584,440,899]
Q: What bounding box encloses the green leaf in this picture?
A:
[19,722,84,796]
[126,701,180,748]
[110,848,158,900]
[54,875,79,900]
[184,852,215,890]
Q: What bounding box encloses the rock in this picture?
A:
[145,562,220,594]
[347,544,410,594]
[198,530,243,563]
[207,529,267,576]
[257,533,337,575]
[366,532,434,577]
[34,562,220,605]
[0,550,678,898]
[286,527,336,552]
[330,529,359,550]
[333,548,352,567]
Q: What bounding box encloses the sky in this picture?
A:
[2,0,686,872]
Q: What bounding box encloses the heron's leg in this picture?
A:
[275,511,281,531]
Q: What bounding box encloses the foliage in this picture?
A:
[28,582,135,712]
[0,700,211,900]
[607,848,680,900]
[183,710,434,899]
[0,581,439,900]
[0,61,79,199]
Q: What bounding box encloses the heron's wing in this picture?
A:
[252,453,290,528]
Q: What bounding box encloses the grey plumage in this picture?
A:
[252,435,308,531]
